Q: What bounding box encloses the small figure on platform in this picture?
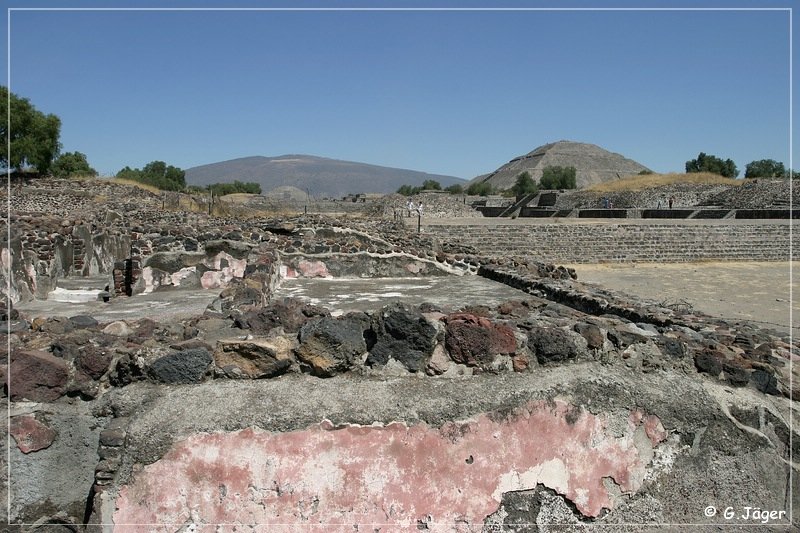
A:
[407,200,416,217]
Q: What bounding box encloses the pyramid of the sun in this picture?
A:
[473,140,651,190]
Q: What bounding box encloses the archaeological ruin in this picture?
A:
[1,176,798,531]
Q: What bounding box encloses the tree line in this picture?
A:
[396,166,578,197]
[3,87,796,195]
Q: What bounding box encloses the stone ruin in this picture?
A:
[1,177,798,531]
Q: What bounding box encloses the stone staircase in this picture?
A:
[498,192,540,218]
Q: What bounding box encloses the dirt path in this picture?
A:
[567,261,798,334]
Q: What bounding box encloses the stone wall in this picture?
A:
[425,222,795,263]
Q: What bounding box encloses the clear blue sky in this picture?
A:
[3,1,795,180]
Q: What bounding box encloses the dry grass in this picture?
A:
[586,172,741,192]
[106,177,163,195]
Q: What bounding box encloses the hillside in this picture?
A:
[471,140,650,190]
[184,154,465,198]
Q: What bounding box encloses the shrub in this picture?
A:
[685,152,738,178]
[540,166,577,189]
[744,159,786,178]
[466,181,494,196]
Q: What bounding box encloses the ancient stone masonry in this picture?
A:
[425,222,795,263]
[3,177,799,530]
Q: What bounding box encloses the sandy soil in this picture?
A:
[567,261,798,334]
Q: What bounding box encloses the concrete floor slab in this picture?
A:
[273,275,528,315]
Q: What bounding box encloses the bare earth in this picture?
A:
[567,261,798,334]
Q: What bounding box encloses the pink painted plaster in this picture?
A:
[113,401,666,531]
[297,260,330,278]
[200,252,247,289]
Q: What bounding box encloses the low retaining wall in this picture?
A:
[425,221,794,263]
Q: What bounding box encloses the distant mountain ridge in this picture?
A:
[184,154,465,198]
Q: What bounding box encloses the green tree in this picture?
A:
[540,166,577,189]
[51,151,97,178]
[397,184,419,196]
[510,171,539,197]
[744,159,786,178]
[466,181,494,196]
[444,184,464,194]
[116,160,186,191]
[421,179,442,191]
[208,180,262,195]
[0,86,62,174]
[685,152,738,178]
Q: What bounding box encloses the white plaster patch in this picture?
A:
[46,287,103,303]
[170,266,197,287]
[645,433,682,482]
[492,458,570,502]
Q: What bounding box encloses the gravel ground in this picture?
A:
[568,261,798,334]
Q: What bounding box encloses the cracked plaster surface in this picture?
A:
[113,399,666,531]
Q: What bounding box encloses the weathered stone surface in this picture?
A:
[656,335,687,359]
[103,321,134,337]
[69,315,99,329]
[9,349,70,401]
[751,368,781,396]
[148,348,213,384]
[367,303,438,371]
[368,339,427,372]
[426,345,451,375]
[169,339,213,352]
[100,428,126,447]
[215,339,294,378]
[607,327,651,349]
[35,316,75,335]
[445,313,517,368]
[0,319,30,333]
[296,316,366,377]
[528,327,580,364]
[109,353,148,386]
[204,239,254,260]
[694,349,723,377]
[238,297,329,335]
[574,322,604,349]
[76,347,112,380]
[10,415,57,453]
[511,352,530,372]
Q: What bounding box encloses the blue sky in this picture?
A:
[3,1,795,180]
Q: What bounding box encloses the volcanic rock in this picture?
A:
[9,349,70,402]
[367,303,439,372]
[528,326,580,364]
[148,348,213,384]
[296,316,367,377]
[10,415,57,453]
[444,313,517,368]
[214,339,294,379]
[238,298,329,335]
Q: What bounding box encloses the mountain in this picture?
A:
[470,140,651,190]
[184,154,465,198]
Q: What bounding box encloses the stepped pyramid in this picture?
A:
[473,140,651,190]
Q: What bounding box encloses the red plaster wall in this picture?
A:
[113,400,666,531]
